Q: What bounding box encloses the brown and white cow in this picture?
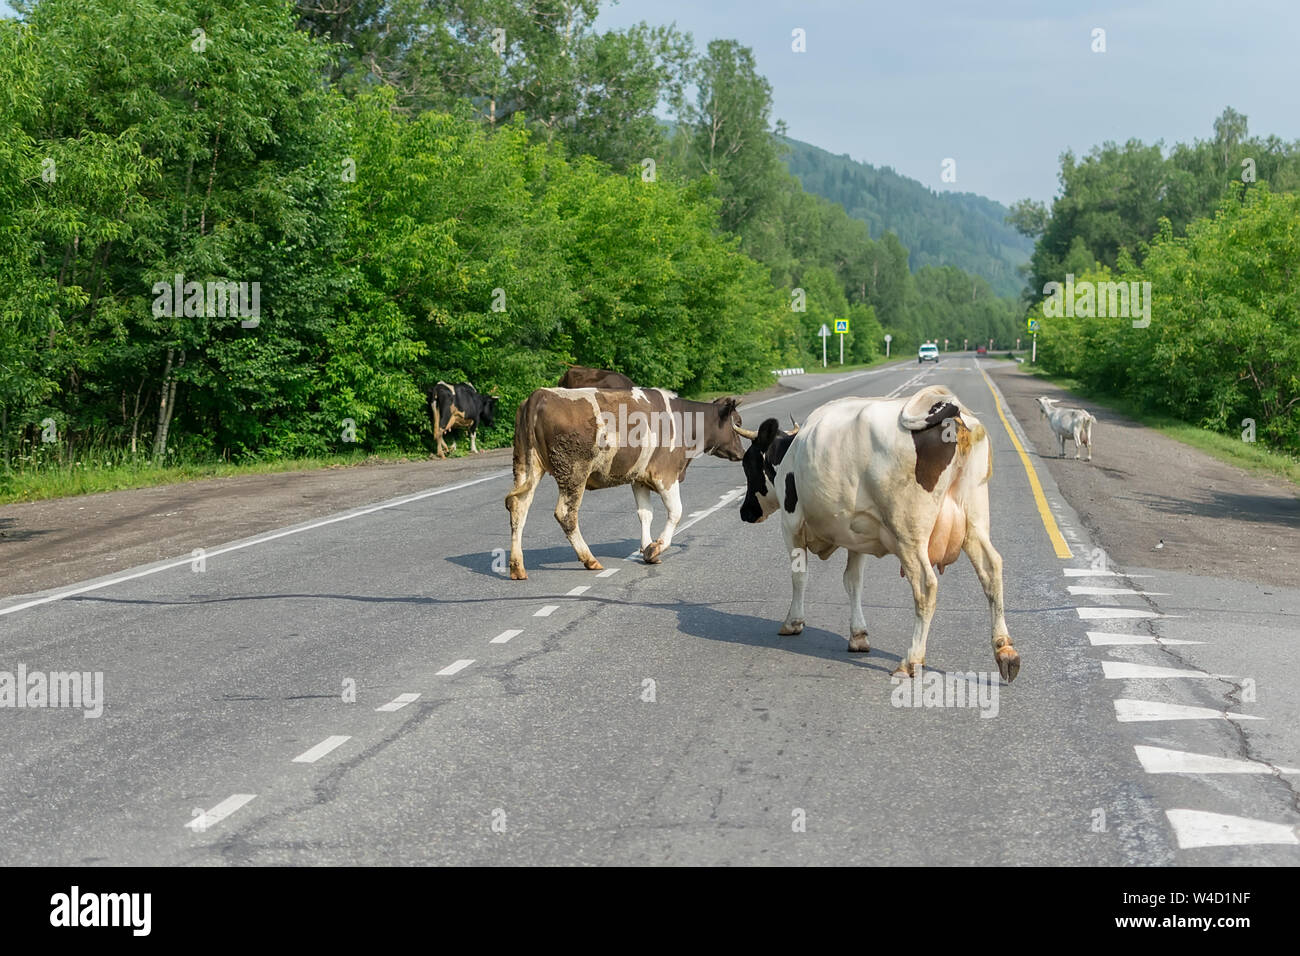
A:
[506,387,746,579]
[737,385,1020,682]
[557,365,636,390]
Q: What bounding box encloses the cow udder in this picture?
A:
[927,496,966,571]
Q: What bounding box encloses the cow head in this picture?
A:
[738,418,796,523]
[704,396,746,462]
[480,394,499,429]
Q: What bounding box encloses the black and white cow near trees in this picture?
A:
[737,385,1020,682]
[430,381,498,459]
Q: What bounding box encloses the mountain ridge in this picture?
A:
[781,136,1033,298]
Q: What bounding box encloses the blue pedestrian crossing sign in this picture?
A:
[835,319,849,333]
[1027,318,1040,333]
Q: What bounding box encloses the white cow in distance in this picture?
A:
[1036,397,1096,461]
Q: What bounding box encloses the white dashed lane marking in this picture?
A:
[1166,809,1300,849]
[292,735,351,764]
[1114,699,1261,722]
[1135,746,1300,775]
[1068,586,1167,596]
[185,794,255,831]
[436,659,475,676]
[1077,607,1172,620]
[1087,632,1203,646]
[490,629,523,644]
[375,693,420,712]
[1102,662,1225,680]
[534,605,558,618]
[596,568,619,578]
[566,585,590,596]
[1063,568,1152,578]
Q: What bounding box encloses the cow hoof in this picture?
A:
[848,631,870,653]
[509,569,527,581]
[584,558,604,571]
[778,620,804,636]
[996,646,1021,683]
[891,662,916,679]
[642,540,664,564]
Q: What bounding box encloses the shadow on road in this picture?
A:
[672,602,902,675]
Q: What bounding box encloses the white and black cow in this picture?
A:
[430,381,499,459]
[737,385,1020,682]
[505,387,746,579]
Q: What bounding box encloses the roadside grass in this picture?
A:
[1022,365,1300,487]
[0,449,441,506]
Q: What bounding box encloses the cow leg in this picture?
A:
[642,480,682,564]
[962,487,1019,682]
[555,479,603,572]
[1073,428,1082,459]
[470,425,478,454]
[844,550,870,652]
[894,551,938,678]
[505,453,543,580]
[632,483,655,551]
[779,524,807,636]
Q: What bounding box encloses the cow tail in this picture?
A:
[509,396,532,488]
[899,385,961,430]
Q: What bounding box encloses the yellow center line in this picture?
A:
[977,366,1073,559]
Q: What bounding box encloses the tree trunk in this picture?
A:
[151,349,185,465]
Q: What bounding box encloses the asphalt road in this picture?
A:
[2,356,1297,865]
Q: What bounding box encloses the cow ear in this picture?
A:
[716,396,740,419]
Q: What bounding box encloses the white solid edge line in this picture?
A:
[0,469,513,618]
[186,793,256,831]
[436,659,475,676]
[534,605,558,617]
[375,692,421,712]
[490,629,523,644]
[744,361,908,409]
[292,735,351,764]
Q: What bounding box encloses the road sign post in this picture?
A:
[1027,317,1040,363]
[834,318,849,364]
[819,323,830,368]
[884,333,892,358]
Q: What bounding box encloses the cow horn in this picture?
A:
[733,424,758,440]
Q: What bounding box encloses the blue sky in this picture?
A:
[597,0,1300,205]
[5,1,1294,206]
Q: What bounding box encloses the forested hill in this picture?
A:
[782,137,1034,298]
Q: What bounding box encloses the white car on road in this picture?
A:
[918,343,939,364]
